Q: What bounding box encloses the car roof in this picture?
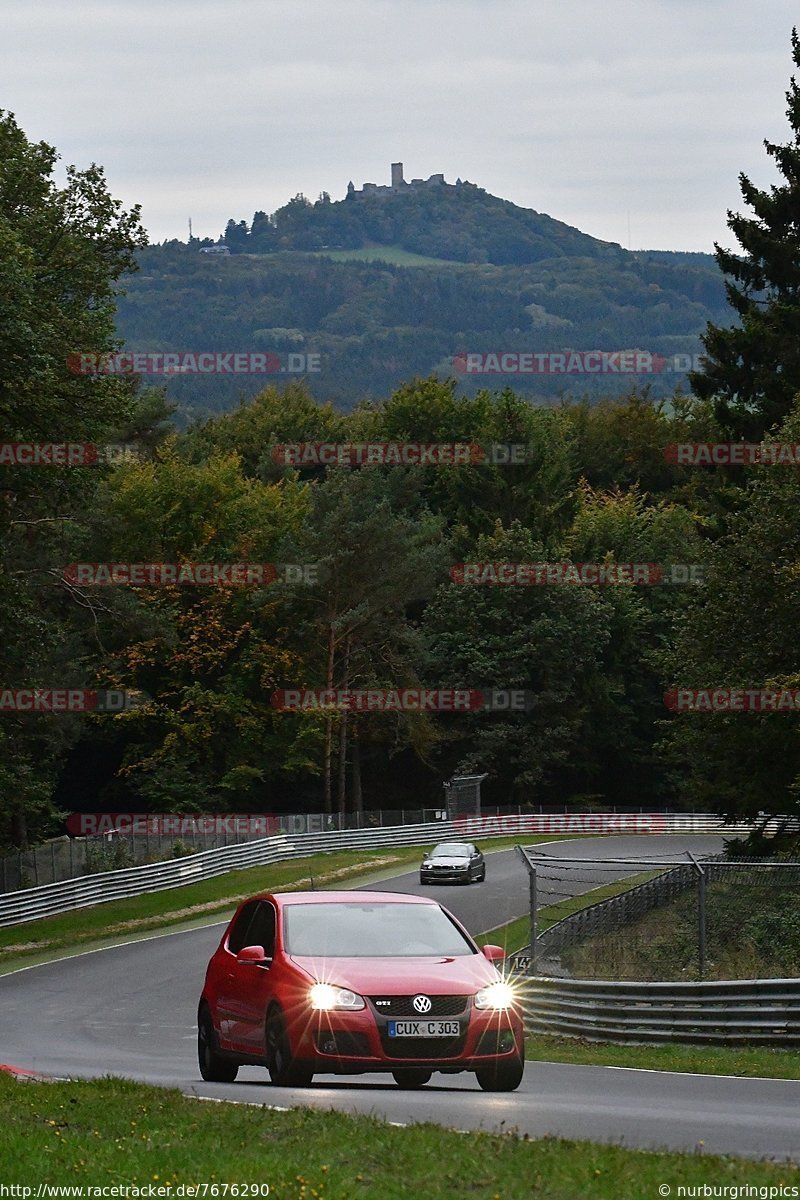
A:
[252,889,440,907]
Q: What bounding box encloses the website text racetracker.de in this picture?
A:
[67,351,319,375]
[454,812,669,836]
[0,1187,269,1199]
[269,687,533,712]
[453,350,703,375]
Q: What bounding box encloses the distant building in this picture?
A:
[347,162,454,198]
[199,245,231,256]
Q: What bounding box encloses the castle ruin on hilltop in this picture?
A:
[347,162,464,198]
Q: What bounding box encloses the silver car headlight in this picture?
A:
[309,983,365,1011]
[474,981,516,1010]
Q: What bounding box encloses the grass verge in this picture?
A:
[524,1034,800,1079]
[1,1074,796,1197]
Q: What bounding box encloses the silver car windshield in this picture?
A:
[283,902,475,957]
[431,843,471,858]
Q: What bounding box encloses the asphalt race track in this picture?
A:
[1,834,799,1162]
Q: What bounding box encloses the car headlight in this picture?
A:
[422,861,432,868]
[309,983,365,1011]
[474,981,516,1010]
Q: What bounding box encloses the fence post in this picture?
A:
[688,853,707,979]
[528,865,538,977]
[515,845,538,977]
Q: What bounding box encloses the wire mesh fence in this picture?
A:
[512,851,800,982]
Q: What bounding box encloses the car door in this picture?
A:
[217,900,277,1053]
[469,844,483,879]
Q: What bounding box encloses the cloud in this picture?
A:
[2,0,797,249]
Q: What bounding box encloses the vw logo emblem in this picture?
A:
[412,994,432,1014]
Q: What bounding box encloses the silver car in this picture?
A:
[420,842,486,885]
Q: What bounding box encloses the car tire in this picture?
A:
[266,1008,313,1087]
[198,1008,239,1083]
[391,1069,432,1089]
[478,868,486,882]
[419,874,426,885]
[475,1054,524,1092]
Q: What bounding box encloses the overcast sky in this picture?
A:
[3,0,798,252]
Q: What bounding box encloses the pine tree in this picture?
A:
[691,29,800,439]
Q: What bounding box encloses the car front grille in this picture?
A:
[369,995,469,1017]
[379,1031,467,1059]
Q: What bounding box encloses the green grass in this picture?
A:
[0,836,571,975]
[308,245,461,267]
[524,1034,800,1079]
[563,877,800,981]
[1,1074,796,1195]
[475,870,662,956]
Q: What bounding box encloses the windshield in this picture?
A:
[283,902,475,957]
[430,843,470,858]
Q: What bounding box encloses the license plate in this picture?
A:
[387,1020,460,1038]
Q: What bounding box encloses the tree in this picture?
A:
[63,448,313,812]
[690,29,800,439]
[290,469,448,814]
[421,521,615,801]
[0,111,146,847]
[660,399,800,821]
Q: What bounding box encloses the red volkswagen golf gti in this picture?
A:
[198,890,524,1091]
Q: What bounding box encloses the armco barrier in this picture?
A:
[518,977,800,1044]
[0,811,756,929]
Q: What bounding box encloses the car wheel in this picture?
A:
[266,1008,313,1087]
[419,874,426,885]
[198,1009,239,1083]
[391,1069,432,1089]
[475,1054,524,1092]
[478,868,486,882]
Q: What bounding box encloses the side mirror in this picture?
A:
[481,944,505,962]
[237,944,271,966]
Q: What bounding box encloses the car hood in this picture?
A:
[287,953,499,994]
[423,857,468,867]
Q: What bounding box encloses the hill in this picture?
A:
[113,179,729,417]
[222,177,619,266]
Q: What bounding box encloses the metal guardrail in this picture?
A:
[0,811,773,929]
[518,977,800,1044]
[2,806,727,893]
[0,820,470,928]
